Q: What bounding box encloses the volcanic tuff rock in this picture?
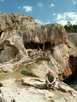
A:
[68,33,77,46]
[0,13,77,79]
[0,13,76,79]
[0,13,77,102]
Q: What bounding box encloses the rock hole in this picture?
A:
[0,30,3,37]
[24,41,54,51]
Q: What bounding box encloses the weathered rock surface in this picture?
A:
[0,13,77,79]
[0,78,77,102]
[0,13,75,79]
[0,13,77,102]
[68,33,77,47]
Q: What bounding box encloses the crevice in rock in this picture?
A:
[24,41,54,51]
[64,55,77,84]
[0,30,3,37]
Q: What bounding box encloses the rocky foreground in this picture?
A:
[0,77,77,102]
[0,13,77,102]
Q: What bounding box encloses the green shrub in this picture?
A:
[21,69,36,77]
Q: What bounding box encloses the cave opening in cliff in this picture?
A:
[64,55,77,85]
[0,30,3,37]
[24,41,54,50]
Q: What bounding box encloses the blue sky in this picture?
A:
[0,0,77,25]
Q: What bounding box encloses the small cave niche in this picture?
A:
[0,30,3,37]
[24,41,54,51]
[0,40,19,63]
[24,41,43,49]
[64,55,77,85]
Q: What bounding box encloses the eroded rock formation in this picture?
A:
[0,13,77,102]
[0,13,76,81]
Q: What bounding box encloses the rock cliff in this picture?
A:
[0,13,76,79]
[0,13,77,102]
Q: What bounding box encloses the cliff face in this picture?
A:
[68,33,77,46]
[0,13,77,102]
[0,13,77,80]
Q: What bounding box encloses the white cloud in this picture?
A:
[22,5,32,12]
[57,20,67,25]
[56,12,77,25]
[35,19,50,25]
[50,3,55,7]
[35,19,45,25]
[37,2,44,7]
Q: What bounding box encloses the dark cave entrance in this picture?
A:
[24,41,54,50]
[64,55,77,85]
[0,30,3,37]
